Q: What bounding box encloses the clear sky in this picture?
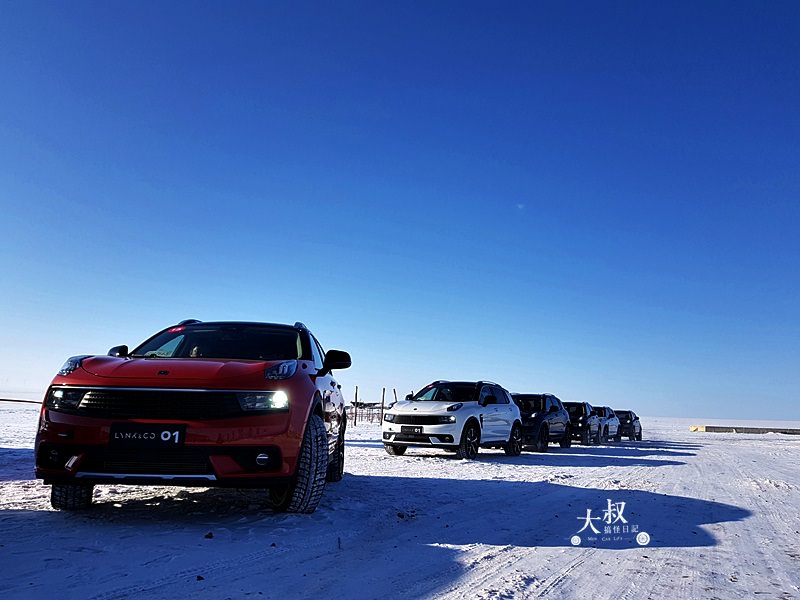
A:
[1,2,798,419]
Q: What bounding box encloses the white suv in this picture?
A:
[382,380,523,459]
[594,406,621,442]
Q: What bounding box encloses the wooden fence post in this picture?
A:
[380,387,386,422]
[353,385,358,426]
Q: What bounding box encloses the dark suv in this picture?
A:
[511,393,571,452]
[616,410,642,441]
[35,320,351,514]
[563,401,601,445]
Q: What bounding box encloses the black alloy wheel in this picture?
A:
[457,422,480,459]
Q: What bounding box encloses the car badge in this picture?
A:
[158,370,170,375]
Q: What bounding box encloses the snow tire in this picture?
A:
[504,423,523,456]
[384,444,407,456]
[50,483,94,510]
[456,422,480,460]
[269,414,328,514]
[534,426,549,453]
[559,427,572,448]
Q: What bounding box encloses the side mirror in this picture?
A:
[549,405,559,413]
[108,345,129,357]
[318,349,352,376]
[405,394,414,401]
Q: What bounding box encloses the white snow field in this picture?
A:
[1,402,799,600]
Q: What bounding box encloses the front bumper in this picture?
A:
[35,408,302,486]
[382,422,459,447]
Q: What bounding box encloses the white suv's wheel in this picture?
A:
[456,422,480,459]
[504,423,523,456]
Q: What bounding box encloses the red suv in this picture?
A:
[35,320,351,514]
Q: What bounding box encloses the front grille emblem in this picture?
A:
[158,370,170,375]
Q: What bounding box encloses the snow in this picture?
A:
[2,403,799,599]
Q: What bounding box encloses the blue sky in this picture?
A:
[1,2,798,419]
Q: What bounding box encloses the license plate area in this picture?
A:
[109,423,187,447]
[401,425,423,434]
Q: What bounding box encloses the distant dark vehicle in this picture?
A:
[563,401,602,445]
[594,406,621,442]
[616,410,642,441]
[511,393,571,452]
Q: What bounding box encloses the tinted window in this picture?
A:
[513,394,546,412]
[493,387,510,404]
[479,386,495,404]
[565,403,583,416]
[133,324,303,361]
[413,383,477,403]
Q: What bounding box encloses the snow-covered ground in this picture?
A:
[1,402,799,599]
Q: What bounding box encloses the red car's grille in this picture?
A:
[88,448,212,475]
[72,389,243,419]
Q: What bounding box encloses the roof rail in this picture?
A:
[177,319,202,326]
[294,321,308,330]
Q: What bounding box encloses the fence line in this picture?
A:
[347,387,408,426]
[0,398,40,405]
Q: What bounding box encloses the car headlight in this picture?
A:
[437,415,457,424]
[264,361,297,380]
[46,388,86,410]
[446,403,463,412]
[383,413,396,423]
[237,391,289,411]
[57,355,92,376]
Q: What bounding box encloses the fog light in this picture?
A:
[256,453,270,466]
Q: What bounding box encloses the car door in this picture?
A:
[548,396,566,438]
[478,385,502,441]
[607,409,619,437]
[310,335,343,447]
[493,387,515,439]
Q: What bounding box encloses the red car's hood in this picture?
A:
[74,355,287,388]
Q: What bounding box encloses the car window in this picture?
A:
[514,395,545,412]
[479,386,495,405]
[143,334,184,358]
[493,387,510,404]
[309,334,325,370]
[413,383,477,403]
[133,325,302,360]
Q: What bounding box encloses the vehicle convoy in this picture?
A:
[35,320,351,514]
[511,393,571,452]
[382,380,523,459]
[616,410,642,441]
[594,405,621,442]
[563,401,602,445]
